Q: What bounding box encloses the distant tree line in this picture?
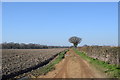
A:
[0,42,69,49]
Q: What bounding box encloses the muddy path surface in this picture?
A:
[38,49,107,78]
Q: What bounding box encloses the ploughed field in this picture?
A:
[2,48,67,78]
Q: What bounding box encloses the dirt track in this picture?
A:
[38,49,107,78]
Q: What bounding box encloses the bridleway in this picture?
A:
[38,49,107,78]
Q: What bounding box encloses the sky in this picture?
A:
[1,0,119,2]
[2,2,118,46]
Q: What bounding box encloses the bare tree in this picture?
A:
[1,42,69,49]
[69,36,82,48]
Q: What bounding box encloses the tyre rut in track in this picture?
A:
[37,49,107,78]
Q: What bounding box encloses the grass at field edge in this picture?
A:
[73,48,120,78]
[32,49,69,77]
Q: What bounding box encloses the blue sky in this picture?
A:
[2,2,118,46]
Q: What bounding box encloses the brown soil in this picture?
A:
[37,49,107,78]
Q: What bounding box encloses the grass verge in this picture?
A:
[73,48,120,78]
[31,49,68,77]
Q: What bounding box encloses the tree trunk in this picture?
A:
[74,43,77,48]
